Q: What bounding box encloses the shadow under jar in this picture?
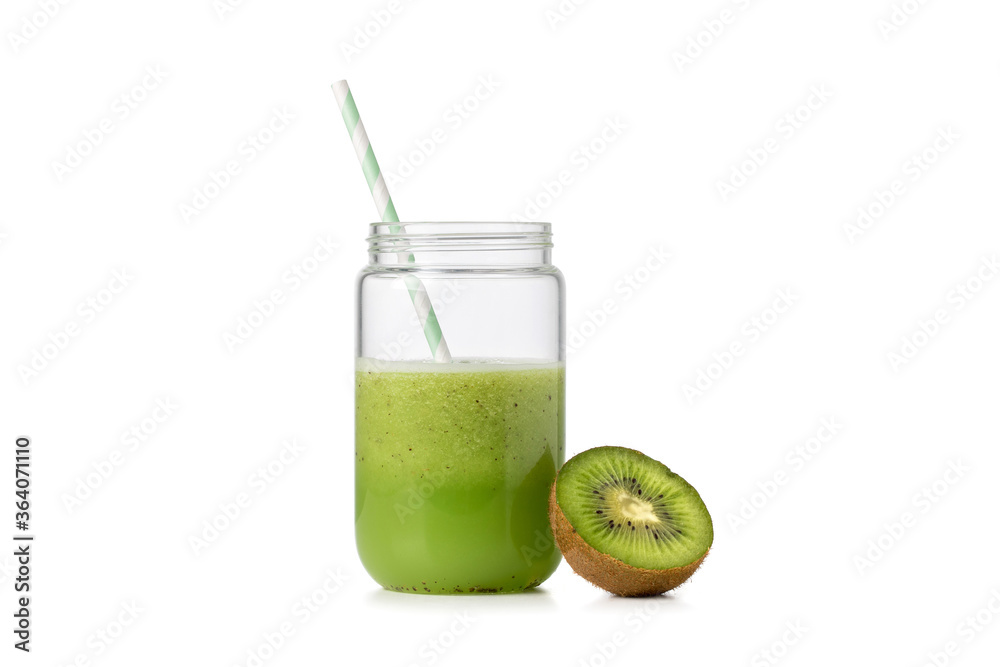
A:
[355,222,565,594]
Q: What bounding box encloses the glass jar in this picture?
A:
[355,222,565,594]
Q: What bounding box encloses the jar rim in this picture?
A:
[367,221,551,241]
[366,222,553,265]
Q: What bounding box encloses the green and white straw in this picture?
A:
[331,79,452,363]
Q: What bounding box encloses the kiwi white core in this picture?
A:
[617,493,659,524]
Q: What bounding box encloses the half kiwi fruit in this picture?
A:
[548,446,713,597]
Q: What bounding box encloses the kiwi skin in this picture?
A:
[548,474,710,597]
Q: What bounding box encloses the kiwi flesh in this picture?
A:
[548,446,713,597]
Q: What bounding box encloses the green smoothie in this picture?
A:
[355,358,564,594]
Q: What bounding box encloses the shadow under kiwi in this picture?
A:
[584,589,692,611]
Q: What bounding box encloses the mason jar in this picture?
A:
[355,221,565,594]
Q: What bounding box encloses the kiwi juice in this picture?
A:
[355,358,565,593]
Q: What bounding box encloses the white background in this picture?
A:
[3,0,1000,665]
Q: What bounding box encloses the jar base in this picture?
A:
[378,578,546,595]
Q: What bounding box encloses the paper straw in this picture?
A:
[332,80,452,363]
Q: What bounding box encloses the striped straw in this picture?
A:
[331,80,452,363]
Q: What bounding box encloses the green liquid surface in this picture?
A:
[355,358,565,594]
